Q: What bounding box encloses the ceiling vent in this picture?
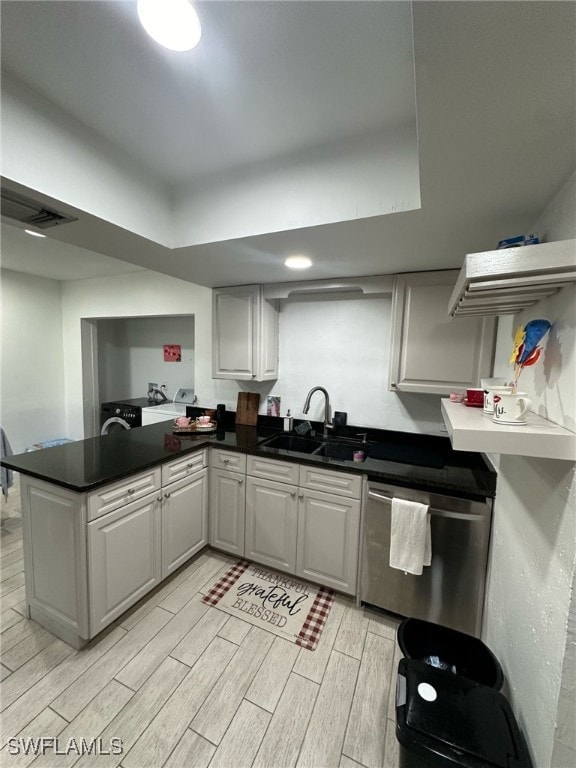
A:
[0,187,78,229]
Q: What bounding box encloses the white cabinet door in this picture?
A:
[296,488,360,595]
[88,493,162,634]
[210,467,246,556]
[162,468,208,578]
[212,285,278,381]
[245,476,298,574]
[389,271,496,395]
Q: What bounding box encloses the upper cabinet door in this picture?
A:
[389,271,496,395]
[212,285,279,381]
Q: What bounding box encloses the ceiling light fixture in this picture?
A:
[24,229,47,238]
[285,255,312,270]
[137,0,201,52]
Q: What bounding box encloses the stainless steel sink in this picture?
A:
[314,441,369,462]
[260,433,373,462]
[260,434,324,454]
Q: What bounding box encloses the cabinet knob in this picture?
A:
[299,493,304,501]
[127,488,135,495]
[223,458,230,464]
[186,462,193,469]
[239,479,244,485]
[164,492,171,499]
[291,491,296,499]
[157,496,163,503]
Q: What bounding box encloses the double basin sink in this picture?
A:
[258,433,373,463]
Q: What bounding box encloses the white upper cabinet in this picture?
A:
[212,285,279,380]
[389,270,496,395]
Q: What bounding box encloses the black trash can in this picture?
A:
[395,658,532,768]
[397,618,504,690]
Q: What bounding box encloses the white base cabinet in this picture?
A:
[245,476,298,574]
[210,467,246,556]
[245,455,362,595]
[296,488,360,594]
[162,468,208,578]
[20,478,89,647]
[19,445,364,648]
[210,449,246,556]
[88,493,162,634]
[20,451,208,647]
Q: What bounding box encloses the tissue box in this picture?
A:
[497,233,540,249]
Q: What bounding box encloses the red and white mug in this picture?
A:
[483,385,513,414]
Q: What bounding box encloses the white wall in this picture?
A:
[206,293,447,433]
[172,125,420,247]
[97,316,195,403]
[3,74,420,252]
[62,275,447,438]
[0,269,65,453]
[1,74,173,247]
[483,171,576,768]
[61,272,212,440]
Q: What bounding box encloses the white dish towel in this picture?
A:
[389,497,432,575]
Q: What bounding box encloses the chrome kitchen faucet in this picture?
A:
[302,386,333,438]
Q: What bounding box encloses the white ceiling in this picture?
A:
[1,1,575,286]
[1,1,417,185]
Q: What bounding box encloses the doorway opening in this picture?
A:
[81,314,195,437]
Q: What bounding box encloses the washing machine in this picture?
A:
[100,398,162,435]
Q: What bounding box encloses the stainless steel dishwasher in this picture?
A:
[360,480,493,637]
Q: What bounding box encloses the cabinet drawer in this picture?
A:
[162,450,207,486]
[247,455,299,485]
[298,464,362,499]
[88,468,161,521]
[211,449,247,474]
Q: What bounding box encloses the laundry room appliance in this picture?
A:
[100,397,162,435]
[141,388,196,426]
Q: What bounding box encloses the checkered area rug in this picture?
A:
[202,560,334,651]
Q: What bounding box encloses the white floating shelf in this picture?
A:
[441,399,575,461]
[449,239,576,317]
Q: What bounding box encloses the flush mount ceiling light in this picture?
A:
[137,0,201,52]
[24,229,46,238]
[285,255,312,270]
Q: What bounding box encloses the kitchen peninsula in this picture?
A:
[2,418,496,648]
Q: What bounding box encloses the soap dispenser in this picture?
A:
[283,410,293,432]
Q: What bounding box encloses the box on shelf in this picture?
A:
[497,233,540,249]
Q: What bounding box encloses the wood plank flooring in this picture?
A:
[1,480,402,768]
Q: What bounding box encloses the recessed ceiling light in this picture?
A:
[137,0,201,52]
[285,255,312,270]
[24,229,46,238]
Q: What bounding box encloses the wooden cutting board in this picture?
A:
[235,392,260,426]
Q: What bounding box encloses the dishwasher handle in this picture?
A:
[367,489,484,522]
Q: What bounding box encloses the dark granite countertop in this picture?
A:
[2,417,496,500]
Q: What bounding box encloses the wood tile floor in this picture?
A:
[1,480,402,768]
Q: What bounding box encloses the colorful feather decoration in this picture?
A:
[510,318,551,391]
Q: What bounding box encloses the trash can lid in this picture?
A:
[396,659,531,768]
[397,618,504,690]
